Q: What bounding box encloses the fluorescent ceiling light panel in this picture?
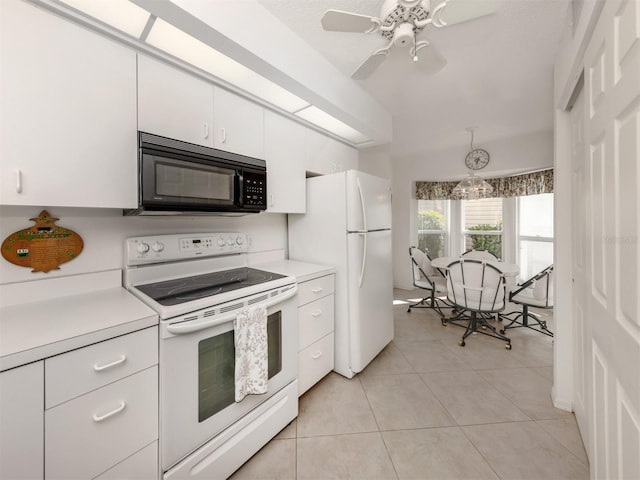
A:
[57,0,150,38]
[295,106,370,144]
[146,19,309,113]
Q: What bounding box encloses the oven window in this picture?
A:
[198,311,283,423]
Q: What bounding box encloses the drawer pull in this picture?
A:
[92,401,126,423]
[311,310,323,317]
[311,287,323,293]
[311,351,323,360]
[93,355,127,372]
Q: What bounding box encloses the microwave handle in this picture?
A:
[166,285,298,335]
[235,172,244,206]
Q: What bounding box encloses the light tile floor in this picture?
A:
[230,289,589,480]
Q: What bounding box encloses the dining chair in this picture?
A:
[461,248,499,261]
[500,265,554,337]
[407,246,452,316]
[442,258,511,349]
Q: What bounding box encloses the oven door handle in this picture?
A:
[166,285,298,335]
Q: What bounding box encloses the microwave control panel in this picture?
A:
[242,171,266,207]
[126,233,247,265]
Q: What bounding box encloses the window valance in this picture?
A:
[416,168,554,200]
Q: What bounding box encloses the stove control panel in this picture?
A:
[126,233,247,265]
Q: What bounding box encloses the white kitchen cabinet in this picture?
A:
[213,87,264,158]
[296,274,335,396]
[43,326,159,480]
[138,55,215,147]
[305,129,358,176]
[0,0,137,209]
[264,110,306,213]
[0,362,44,480]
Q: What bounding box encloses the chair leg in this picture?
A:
[500,305,553,337]
[408,291,453,317]
[457,312,512,349]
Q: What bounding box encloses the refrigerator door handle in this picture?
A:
[356,177,368,232]
[358,232,367,288]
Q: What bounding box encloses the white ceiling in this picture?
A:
[257,0,571,157]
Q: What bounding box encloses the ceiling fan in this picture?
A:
[321,0,500,79]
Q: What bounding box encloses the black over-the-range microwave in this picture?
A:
[124,132,267,216]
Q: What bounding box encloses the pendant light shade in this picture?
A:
[452,172,493,199]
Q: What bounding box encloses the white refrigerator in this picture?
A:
[288,170,393,378]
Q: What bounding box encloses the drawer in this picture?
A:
[94,441,158,480]
[45,366,158,480]
[298,294,334,351]
[298,333,334,396]
[297,274,335,307]
[45,327,158,408]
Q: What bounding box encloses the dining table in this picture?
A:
[431,256,520,278]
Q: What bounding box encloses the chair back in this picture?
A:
[446,259,505,313]
[509,264,554,308]
[409,246,436,286]
[461,249,499,261]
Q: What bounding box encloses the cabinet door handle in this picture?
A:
[311,351,323,360]
[92,401,126,423]
[93,355,127,372]
[220,127,227,143]
[311,287,323,293]
[15,169,22,193]
[311,310,323,317]
[204,123,210,139]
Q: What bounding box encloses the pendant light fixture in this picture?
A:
[452,127,493,199]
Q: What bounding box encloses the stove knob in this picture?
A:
[236,236,244,245]
[217,238,226,247]
[136,242,150,254]
[226,237,235,246]
[152,242,164,253]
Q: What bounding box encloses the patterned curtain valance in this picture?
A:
[416,168,554,200]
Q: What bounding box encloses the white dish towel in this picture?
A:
[234,304,268,402]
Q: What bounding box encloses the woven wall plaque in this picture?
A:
[1,211,84,273]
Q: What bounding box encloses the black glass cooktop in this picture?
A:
[135,267,286,306]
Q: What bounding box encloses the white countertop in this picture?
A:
[255,259,336,283]
[0,279,158,372]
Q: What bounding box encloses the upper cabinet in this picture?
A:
[138,56,214,147]
[305,129,358,176]
[0,0,138,209]
[264,111,306,213]
[213,87,264,158]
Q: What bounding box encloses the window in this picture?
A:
[462,198,503,259]
[417,199,448,258]
[518,193,554,280]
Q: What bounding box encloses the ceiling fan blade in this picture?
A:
[437,0,501,26]
[413,45,448,75]
[351,52,387,80]
[321,9,377,33]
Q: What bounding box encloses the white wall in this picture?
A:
[358,144,393,180]
[392,129,554,289]
[0,206,287,286]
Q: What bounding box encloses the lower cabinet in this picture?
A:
[0,361,44,480]
[297,274,335,396]
[0,327,159,480]
[44,327,159,479]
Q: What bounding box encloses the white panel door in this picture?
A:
[581,1,640,478]
[213,87,264,158]
[346,229,394,374]
[571,86,591,453]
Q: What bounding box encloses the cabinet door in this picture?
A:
[305,129,358,175]
[213,87,264,158]
[264,111,306,213]
[138,55,214,147]
[0,362,44,480]
[0,0,137,208]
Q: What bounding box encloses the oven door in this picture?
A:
[159,287,297,471]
